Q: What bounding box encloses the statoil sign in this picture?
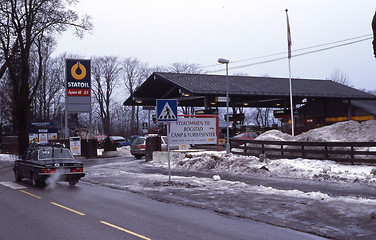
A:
[66,59,91,96]
[65,59,91,112]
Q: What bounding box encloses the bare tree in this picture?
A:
[249,108,276,129]
[330,68,352,87]
[122,57,150,135]
[169,62,205,114]
[0,75,12,134]
[30,37,64,122]
[0,0,92,153]
[169,62,204,74]
[92,56,121,136]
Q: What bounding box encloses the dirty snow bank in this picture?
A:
[0,154,18,162]
[151,151,376,186]
[296,120,376,142]
[256,120,376,142]
[255,129,294,141]
[150,120,376,185]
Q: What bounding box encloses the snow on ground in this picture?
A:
[2,121,376,239]
[150,151,376,186]
[255,129,294,141]
[0,154,18,162]
[141,121,376,239]
[279,120,376,143]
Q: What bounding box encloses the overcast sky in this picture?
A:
[54,0,376,91]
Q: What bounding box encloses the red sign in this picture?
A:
[67,89,91,96]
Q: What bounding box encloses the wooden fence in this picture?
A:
[230,139,376,164]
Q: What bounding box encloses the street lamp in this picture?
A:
[218,58,230,154]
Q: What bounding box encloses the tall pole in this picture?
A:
[218,58,230,153]
[372,10,376,58]
[288,59,295,137]
[167,123,171,183]
[225,62,230,153]
[65,62,69,139]
[286,9,295,137]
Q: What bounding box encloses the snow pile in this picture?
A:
[0,154,17,162]
[151,151,376,185]
[97,146,132,157]
[255,120,376,142]
[150,120,376,185]
[174,152,269,175]
[296,120,376,142]
[255,129,294,141]
[252,120,376,159]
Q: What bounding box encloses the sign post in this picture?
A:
[156,99,178,183]
[65,59,91,139]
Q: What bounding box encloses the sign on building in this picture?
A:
[168,117,218,145]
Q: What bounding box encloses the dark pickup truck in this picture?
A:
[13,144,85,187]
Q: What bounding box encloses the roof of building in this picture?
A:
[123,72,376,108]
[351,100,376,115]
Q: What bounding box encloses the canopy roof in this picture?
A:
[123,72,376,108]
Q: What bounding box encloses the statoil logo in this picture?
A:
[71,61,87,80]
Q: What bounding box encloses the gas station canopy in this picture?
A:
[123,72,376,109]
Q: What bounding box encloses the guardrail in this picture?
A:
[230,139,376,163]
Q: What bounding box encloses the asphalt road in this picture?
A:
[0,159,325,240]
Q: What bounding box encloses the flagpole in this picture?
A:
[288,57,295,137]
[286,9,295,137]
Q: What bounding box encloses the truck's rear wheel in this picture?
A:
[69,180,78,187]
[32,173,41,187]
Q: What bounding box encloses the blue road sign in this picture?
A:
[156,99,178,122]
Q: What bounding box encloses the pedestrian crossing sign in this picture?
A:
[156,99,178,122]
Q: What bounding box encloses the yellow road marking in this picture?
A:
[50,202,86,216]
[100,221,151,240]
[20,190,41,199]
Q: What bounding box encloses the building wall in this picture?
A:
[295,100,374,134]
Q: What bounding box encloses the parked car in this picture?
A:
[233,132,259,140]
[131,135,180,159]
[13,143,85,187]
[109,136,126,147]
[130,136,146,159]
[231,132,259,147]
[124,135,140,146]
[94,135,106,146]
[98,136,126,148]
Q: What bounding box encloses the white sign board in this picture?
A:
[39,133,48,144]
[169,117,217,145]
[70,137,81,155]
[29,133,38,143]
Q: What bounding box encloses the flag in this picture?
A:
[285,9,292,59]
